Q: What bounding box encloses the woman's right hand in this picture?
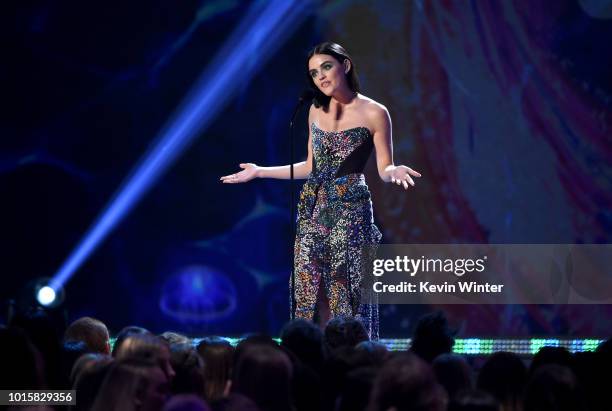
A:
[220,163,259,183]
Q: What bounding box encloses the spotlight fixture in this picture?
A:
[33,278,64,308]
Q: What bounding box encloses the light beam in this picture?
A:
[50,0,312,290]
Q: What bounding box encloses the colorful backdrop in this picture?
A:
[2,0,611,337]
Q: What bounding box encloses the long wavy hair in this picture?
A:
[196,336,235,402]
[306,42,360,109]
[90,359,163,411]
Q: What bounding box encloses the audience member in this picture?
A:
[477,352,526,411]
[529,346,572,375]
[90,358,170,411]
[355,340,390,366]
[231,343,293,411]
[61,340,91,386]
[367,352,447,411]
[169,343,205,397]
[70,352,112,385]
[523,364,586,411]
[112,326,152,356]
[72,359,114,411]
[3,311,606,411]
[337,366,378,411]
[432,353,473,400]
[115,334,176,381]
[280,318,325,373]
[64,316,111,354]
[197,337,234,404]
[410,311,456,363]
[161,332,191,346]
[324,316,369,351]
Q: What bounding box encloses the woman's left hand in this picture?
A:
[390,165,422,189]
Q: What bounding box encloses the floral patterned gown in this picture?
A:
[292,122,382,340]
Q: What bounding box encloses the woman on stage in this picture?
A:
[221,42,421,339]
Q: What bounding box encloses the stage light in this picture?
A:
[36,286,56,306]
[27,278,65,309]
[49,0,312,291]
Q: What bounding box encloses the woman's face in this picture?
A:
[308,53,349,96]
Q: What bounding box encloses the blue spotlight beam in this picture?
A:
[50,0,312,290]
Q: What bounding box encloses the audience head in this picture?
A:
[91,358,170,411]
[231,343,293,411]
[70,352,112,385]
[61,340,91,384]
[477,352,526,411]
[115,334,176,381]
[410,311,456,363]
[324,316,369,350]
[529,346,572,374]
[72,359,114,411]
[160,331,191,346]
[432,353,473,400]
[169,343,205,396]
[323,344,378,409]
[523,364,585,411]
[368,352,447,411]
[280,318,325,370]
[337,366,378,411]
[112,325,152,356]
[233,334,279,366]
[355,340,391,366]
[64,316,111,354]
[197,336,234,403]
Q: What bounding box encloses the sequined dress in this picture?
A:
[292,123,382,340]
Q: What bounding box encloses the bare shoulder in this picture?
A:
[356,95,390,131]
[308,103,320,124]
[308,102,315,117]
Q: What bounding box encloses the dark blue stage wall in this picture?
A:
[3,1,611,337]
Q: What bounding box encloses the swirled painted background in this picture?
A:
[2,0,611,337]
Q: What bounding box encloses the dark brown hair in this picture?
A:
[197,336,234,402]
[306,42,360,109]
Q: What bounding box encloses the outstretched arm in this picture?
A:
[371,104,422,189]
[220,106,314,183]
[256,124,313,179]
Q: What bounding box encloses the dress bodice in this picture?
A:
[310,123,374,183]
[297,123,375,221]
